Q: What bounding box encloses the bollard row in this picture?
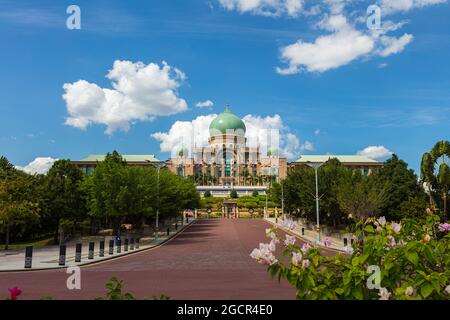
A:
[24,237,141,268]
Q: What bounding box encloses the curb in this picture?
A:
[264,219,350,255]
[0,220,196,273]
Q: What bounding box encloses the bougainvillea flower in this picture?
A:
[8,287,22,300]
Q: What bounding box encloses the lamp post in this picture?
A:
[153,162,166,241]
[306,162,324,242]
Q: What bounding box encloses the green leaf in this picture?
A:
[364,225,375,233]
[405,251,419,266]
[420,282,434,299]
[335,288,344,295]
[352,286,363,300]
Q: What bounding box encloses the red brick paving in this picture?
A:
[0,219,334,300]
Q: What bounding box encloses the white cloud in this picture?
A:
[277,13,416,74]
[379,0,447,15]
[152,113,304,160]
[357,145,393,159]
[378,33,414,57]
[195,100,214,108]
[218,0,304,17]
[16,157,57,175]
[277,14,375,74]
[63,60,188,135]
[151,114,217,157]
[314,129,321,136]
[300,140,315,151]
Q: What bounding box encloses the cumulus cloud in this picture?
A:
[195,100,214,108]
[276,13,416,74]
[277,14,375,74]
[151,113,305,160]
[63,60,188,135]
[16,157,57,175]
[357,145,393,159]
[219,0,304,17]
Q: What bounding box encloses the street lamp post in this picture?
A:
[153,162,166,241]
[306,162,324,242]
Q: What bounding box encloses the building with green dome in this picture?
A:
[167,104,287,194]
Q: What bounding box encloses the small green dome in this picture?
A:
[267,147,278,156]
[176,146,189,157]
[209,104,246,136]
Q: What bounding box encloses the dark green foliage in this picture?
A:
[204,190,212,197]
[230,189,238,198]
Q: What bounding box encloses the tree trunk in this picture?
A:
[5,223,10,250]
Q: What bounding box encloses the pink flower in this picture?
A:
[392,222,402,234]
[445,285,450,295]
[284,235,296,246]
[302,259,310,269]
[377,216,386,227]
[291,252,302,266]
[301,243,311,253]
[8,287,22,300]
[250,242,278,266]
[378,287,391,300]
[405,286,414,296]
[323,237,332,247]
[438,223,450,233]
[279,218,298,230]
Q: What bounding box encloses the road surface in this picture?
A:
[0,219,334,300]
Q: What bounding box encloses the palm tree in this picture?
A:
[421,140,450,216]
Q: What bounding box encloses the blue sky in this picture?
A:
[0,0,449,174]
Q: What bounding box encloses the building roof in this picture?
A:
[293,155,381,164]
[209,104,246,136]
[78,154,161,162]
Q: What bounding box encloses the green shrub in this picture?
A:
[254,215,450,300]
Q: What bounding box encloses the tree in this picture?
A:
[252,190,259,197]
[42,159,87,243]
[85,151,129,235]
[420,140,450,216]
[337,171,386,220]
[373,154,427,221]
[230,190,238,198]
[204,190,212,198]
[0,158,39,249]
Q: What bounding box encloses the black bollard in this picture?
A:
[24,246,33,269]
[116,239,122,253]
[88,242,94,259]
[301,227,305,236]
[124,238,129,252]
[109,240,114,255]
[175,223,178,230]
[344,238,348,247]
[75,243,82,262]
[99,241,105,257]
[135,238,140,249]
[167,227,170,236]
[130,238,135,250]
[186,216,189,224]
[59,245,66,266]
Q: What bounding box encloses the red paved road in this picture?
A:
[0,219,332,300]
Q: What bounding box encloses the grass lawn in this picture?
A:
[0,238,55,250]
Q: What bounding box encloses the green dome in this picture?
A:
[176,146,189,157]
[209,104,246,136]
[267,146,278,156]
